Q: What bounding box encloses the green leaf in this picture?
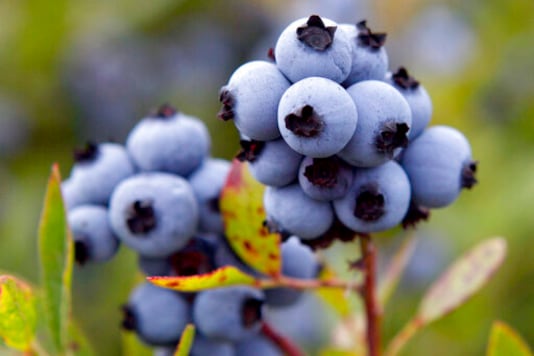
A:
[175,324,195,356]
[385,237,507,356]
[38,163,73,353]
[68,321,95,356]
[121,331,152,356]
[378,235,417,308]
[487,321,533,356]
[0,275,37,351]
[418,237,507,323]
[148,266,257,292]
[220,160,281,277]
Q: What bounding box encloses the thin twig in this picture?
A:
[261,321,305,356]
[360,235,382,356]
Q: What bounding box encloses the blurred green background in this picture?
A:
[0,0,533,355]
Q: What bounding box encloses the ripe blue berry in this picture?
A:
[121,283,191,346]
[265,236,319,307]
[334,161,411,233]
[275,15,352,83]
[401,125,477,208]
[384,67,432,140]
[66,142,135,207]
[68,205,120,264]
[238,138,302,187]
[218,61,290,141]
[278,77,358,158]
[109,172,199,257]
[193,286,264,342]
[190,334,235,356]
[341,20,389,86]
[126,104,210,177]
[236,334,281,356]
[298,156,354,201]
[264,183,334,239]
[188,158,231,234]
[338,80,412,167]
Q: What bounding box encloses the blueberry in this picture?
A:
[384,67,432,140]
[137,254,173,277]
[126,104,210,177]
[193,286,264,342]
[264,183,334,239]
[340,20,389,86]
[238,138,303,187]
[265,236,319,307]
[109,172,199,257]
[67,205,120,264]
[121,282,191,347]
[190,334,235,356]
[338,80,412,167]
[188,158,231,234]
[264,293,329,352]
[298,156,354,201]
[218,61,290,141]
[278,77,358,158]
[236,334,282,356]
[66,142,135,207]
[275,15,352,83]
[333,161,411,233]
[400,125,477,208]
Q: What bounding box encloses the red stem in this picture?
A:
[261,321,305,356]
[360,235,382,356]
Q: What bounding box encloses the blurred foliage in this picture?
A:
[0,0,533,355]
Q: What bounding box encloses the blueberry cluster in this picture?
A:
[219,15,478,248]
[62,104,321,352]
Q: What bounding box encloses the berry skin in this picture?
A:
[66,142,135,207]
[340,20,389,86]
[193,286,265,343]
[298,156,354,201]
[190,334,235,356]
[240,138,303,187]
[275,15,352,83]
[121,282,191,347]
[401,125,477,208]
[218,61,290,141]
[264,183,334,240]
[67,205,120,264]
[126,105,210,177]
[333,161,411,233]
[236,334,282,356]
[384,67,433,140]
[188,158,231,234]
[109,172,199,257]
[265,236,319,307]
[278,77,358,158]
[338,80,412,167]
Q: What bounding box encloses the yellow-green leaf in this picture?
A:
[487,321,533,356]
[148,266,257,292]
[0,275,37,351]
[38,163,73,353]
[418,237,506,324]
[220,160,281,277]
[175,324,195,356]
[319,348,362,356]
[121,331,152,356]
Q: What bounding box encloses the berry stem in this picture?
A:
[257,275,362,292]
[261,321,305,356]
[360,235,382,356]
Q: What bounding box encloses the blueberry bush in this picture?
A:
[1,2,534,356]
